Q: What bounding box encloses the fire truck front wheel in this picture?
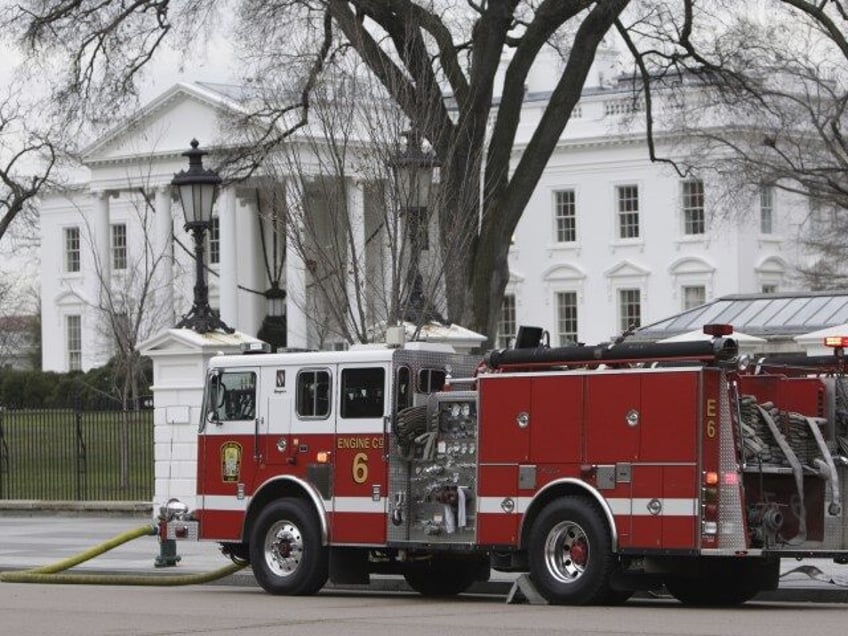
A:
[250,499,328,595]
[528,497,614,605]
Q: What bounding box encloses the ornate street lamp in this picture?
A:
[172,139,233,334]
[391,127,440,323]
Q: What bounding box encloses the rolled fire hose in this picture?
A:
[0,524,246,585]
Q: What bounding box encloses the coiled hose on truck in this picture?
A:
[0,524,246,585]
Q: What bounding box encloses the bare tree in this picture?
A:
[13,0,840,343]
[617,1,848,287]
[233,58,470,345]
[0,94,56,244]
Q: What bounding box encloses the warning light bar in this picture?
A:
[703,324,734,337]
[824,336,848,348]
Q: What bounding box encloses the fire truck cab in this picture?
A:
[162,326,848,605]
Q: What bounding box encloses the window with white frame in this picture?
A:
[760,185,774,234]
[682,285,706,310]
[616,185,640,239]
[761,284,778,294]
[497,294,516,349]
[64,227,81,273]
[209,217,220,264]
[682,180,705,235]
[554,190,576,243]
[556,291,578,345]
[111,223,127,271]
[618,288,641,333]
[66,314,82,371]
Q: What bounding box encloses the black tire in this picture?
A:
[249,499,328,595]
[665,558,777,606]
[403,555,488,597]
[527,497,614,605]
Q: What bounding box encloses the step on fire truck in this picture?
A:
[160,325,848,605]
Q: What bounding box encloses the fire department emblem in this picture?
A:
[221,442,242,483]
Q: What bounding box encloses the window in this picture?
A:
[554,190,576,242]
[618,288,641,333]
[65,227,81,273]
[418,368,447,393]
[66,315,82,371]
[111,223,127,270]
[209,217,220,264]
[297,369,330,418]
[497,294,516,348]
[682,285,706,310]
[682,180,705,235]
[616,185,639,239]
[556,291,578,345]
[761,284,777,294]
[208,370,256,422]
[340,367,385,418]
[760,186,774,234]
[396,366,412,411]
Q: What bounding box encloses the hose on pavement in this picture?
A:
[0,524,247,586]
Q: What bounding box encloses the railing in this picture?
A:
[0,398,153,501]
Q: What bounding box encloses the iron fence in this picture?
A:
[0,398,153,501]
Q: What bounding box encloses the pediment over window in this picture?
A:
[755,255,788,274]
[668,256,715,275]
[54,290,86,307]
[604,259,650,279]
[542,263,586,281]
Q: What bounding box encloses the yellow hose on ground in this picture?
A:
[0,524,248,586]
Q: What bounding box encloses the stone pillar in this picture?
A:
[218,186,238,327]
[154,185,175,325]
[285,179,308,348]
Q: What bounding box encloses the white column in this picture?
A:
[154,186,175,325]
[218,186,238,328]
[91,190,112,288]
[346,178,366,332]
[285,179,308,348]
[238,193,264,335]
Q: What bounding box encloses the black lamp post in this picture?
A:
[392,127,440,323]
[172,139,234,334]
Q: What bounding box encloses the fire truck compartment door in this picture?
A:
[478,376,531,463]
[332,363,389,544]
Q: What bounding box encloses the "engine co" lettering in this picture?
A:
[337,436,384,450]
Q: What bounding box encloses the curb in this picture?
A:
[0,501,153,516]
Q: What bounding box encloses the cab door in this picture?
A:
[332,363,390,544]
[197,366,261,539]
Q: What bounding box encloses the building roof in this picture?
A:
[635,291,848,342]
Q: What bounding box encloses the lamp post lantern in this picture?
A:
[172,139,234,334]
[257,281,287,351]
[391,127,440,323]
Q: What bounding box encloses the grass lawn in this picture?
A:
[0,408,153,501]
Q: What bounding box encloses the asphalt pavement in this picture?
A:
[1,504,847,603]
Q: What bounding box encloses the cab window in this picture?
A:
[418,368,446,394]
[208,370,257,422]
[341,367,385,418]
[297,369,331,418]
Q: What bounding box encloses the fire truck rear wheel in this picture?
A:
[528,497,614,605]
[250,499,328,595]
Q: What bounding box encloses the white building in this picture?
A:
[38,61,808,372]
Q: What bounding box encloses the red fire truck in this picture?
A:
[161,325,848,605]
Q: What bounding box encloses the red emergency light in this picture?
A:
[703,324,734,337]
[824,336,848,348]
